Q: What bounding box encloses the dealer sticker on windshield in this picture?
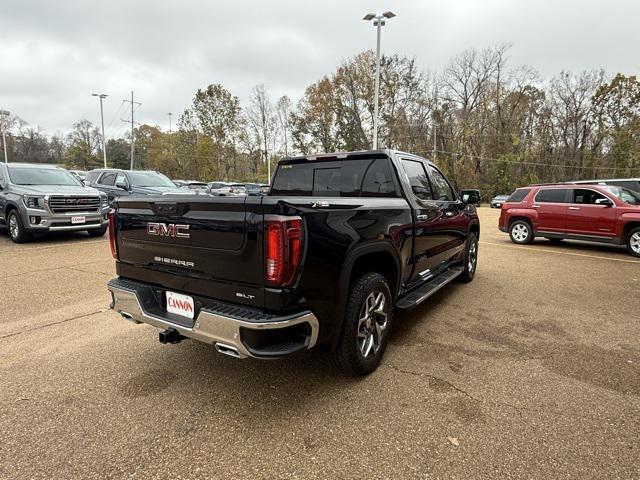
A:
[166,291,195,319]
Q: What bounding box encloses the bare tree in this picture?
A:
[247,84,276,177]
[275,95,292,156]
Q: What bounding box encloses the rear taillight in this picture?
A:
[108,211,118,259]
[265,216,303,286]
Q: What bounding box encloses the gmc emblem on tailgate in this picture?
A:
[146,222,190,238]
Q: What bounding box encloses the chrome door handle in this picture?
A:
[416,214,428,221]
[532,205,541,209]
[569,207,580,210]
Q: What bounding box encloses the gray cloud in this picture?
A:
[1,0,638,134]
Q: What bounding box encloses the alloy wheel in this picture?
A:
[357,291,388,358]
[631,232,640,254]
[511,223,529,242]
[9,214,19,240]
[468,237,478,273]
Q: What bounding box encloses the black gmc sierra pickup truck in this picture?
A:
[107,150,480,375]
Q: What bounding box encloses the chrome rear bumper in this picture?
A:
[107,278,319,359]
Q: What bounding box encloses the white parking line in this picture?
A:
[480,241,640,264]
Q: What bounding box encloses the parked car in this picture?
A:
[0,163,109,243]
[87,169,180,204]
[567,178,640,193]
[244,183,270,196]
[490,194,510,208]
[208,182,247,196]
[106,149,481,375]
[499,184,640,257]
[175,180,209,193]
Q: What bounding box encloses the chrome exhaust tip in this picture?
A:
[119,311,141,324]
[215,343,241,358]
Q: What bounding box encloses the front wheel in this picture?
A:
[7,210,32,243]
[459,233,478,282]
[627,227,640,258]
[509,220,534,245]
[332,272,393,376]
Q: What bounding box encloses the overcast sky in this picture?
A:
[1,0,639,136]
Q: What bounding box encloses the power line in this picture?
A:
[105,100,127,138]
[123,91,141,169]
[412,148,637,172]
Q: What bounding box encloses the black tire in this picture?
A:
[459,233,478,283]
[332,272,393,376]
[509,219,534,245]
[626,227,640,258]
[7,210,32,243]
[87,226,108,237]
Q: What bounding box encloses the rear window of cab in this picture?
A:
[271,157,399,197]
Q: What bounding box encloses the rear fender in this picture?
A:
[506,208,538,229]
[329,242,401,348]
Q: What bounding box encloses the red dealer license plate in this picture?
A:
[166,291,195,319]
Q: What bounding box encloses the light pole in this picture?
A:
[363,11,395,150]
[0,110,9,163]
[167,112,173,158]
[91,94,108,167]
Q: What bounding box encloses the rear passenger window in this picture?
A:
[572,189,607,204]
[99,172,116,186]
[401,160,433,200]
[507,188,530,203]
[535,189,569,203]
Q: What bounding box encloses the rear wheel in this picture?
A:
[627,227,640,258]
[332,272,392,376]
[7,210,32,243]
[509,220,533,245]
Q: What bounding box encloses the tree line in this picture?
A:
[1,45,638,196]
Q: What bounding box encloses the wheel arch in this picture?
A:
[469,219,480,239]
[330,242,401,348]
[5,201,19,218]
[622,221,640,241]
[508,215,534,229]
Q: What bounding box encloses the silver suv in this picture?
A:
[0,163,110,243]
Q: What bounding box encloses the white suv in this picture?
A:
[208,182,247,196]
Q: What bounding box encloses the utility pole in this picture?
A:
[363,11,396,150]
[123,91,141,169]
[167,112,173,158]
[0,110,9,163]
[91,94,108,168]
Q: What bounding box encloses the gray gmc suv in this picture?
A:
[0,163,110,243]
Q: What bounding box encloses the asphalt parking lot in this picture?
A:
[1,207,638,479]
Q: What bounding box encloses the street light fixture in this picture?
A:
[0,109,10,163]
[91,93,108,168]
[363,11,396,149]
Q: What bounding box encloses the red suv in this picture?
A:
[499,184,640,257]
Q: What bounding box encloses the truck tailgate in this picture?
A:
[114,195,265,307]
